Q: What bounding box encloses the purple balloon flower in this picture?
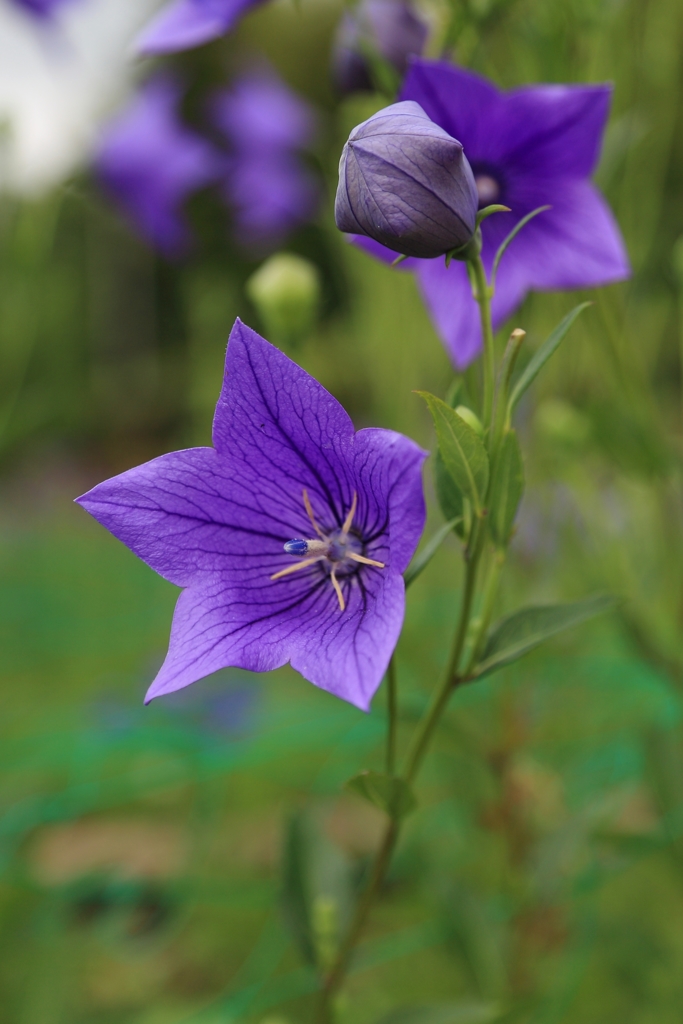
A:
[136,0,266,55]
[352,60,630,369]
[332,0,428,95]
[96,75,221,258]
[212,69,319,250]
[336,100,478,260]
[76,320,427,712]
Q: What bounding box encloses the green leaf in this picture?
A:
[345,770,417,820]
[435,449,467,540]
[374,1002,501,1024]
[281,812,316,965]
[473,594,615,679]
[490,206,551,288]
[487,430,524,547]
[404,517,460,588]
[475,204,511,227]
[418,392,489,511]
[508,303,592,416]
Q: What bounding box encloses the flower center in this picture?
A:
[475,174,500,206]
[271,489,385,611]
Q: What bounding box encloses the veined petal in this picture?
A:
[146,568,406,711]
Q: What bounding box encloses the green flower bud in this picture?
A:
[246,253,321,347]
[455,404,484,437]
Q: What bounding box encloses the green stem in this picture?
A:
[386,655,397,776]
[463,548,505,675]
[312,258,498,1024]
[471,254,496,429]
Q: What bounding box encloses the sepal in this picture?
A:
[345,769,417,820]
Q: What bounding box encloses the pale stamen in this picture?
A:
[348,552,385,568]
[271,555,324,581]
[330,568,345,611]
[303,488,325,539]
[340,491,358,542]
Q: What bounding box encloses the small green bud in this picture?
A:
[455,404,484,437]
[246,253,321,347]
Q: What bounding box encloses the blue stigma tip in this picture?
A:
[284,539,309,556]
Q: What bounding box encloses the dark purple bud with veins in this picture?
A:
[335,100,478,260]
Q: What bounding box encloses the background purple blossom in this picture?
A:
[353,60,630,368]
[136,0,267,54]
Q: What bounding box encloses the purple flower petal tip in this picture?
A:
[349,58,630,369]
[77,319,427,712]
[135,0,265,54]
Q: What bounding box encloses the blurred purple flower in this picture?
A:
[353,60,630,369]
[333,0,428,95]
[10,0,69,16]
[96,75,220,258]
[335,100,478,259]
[136,0,266,55]
[212,69,319,250]
[76,320,426,712]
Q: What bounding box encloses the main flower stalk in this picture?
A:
[314,257,503,1024]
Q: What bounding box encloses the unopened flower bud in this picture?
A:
[246,253,321,346]
[332,0,428,96]
[455,405,484,436]
[335,101,478,259]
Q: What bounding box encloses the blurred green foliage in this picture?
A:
[2,0,683,1020]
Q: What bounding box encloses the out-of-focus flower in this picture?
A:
[0,0,163,196]
[96,74,220,257]
[76,320,426,712]
[352,60,630,368]
[136,0,266,55]
[335,100,478,260]
[9,0,71,17]
[212,68,319,250]
[332,0,428,96]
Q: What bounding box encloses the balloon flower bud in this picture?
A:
[332,0,428,96]
[246,253,321,347]
[335,101,478,260]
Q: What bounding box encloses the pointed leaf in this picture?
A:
[419,392,489,511]
[508,303,591,415]
[404,517,460,588]
[488,430,524,547]
[491,206,551,287]
[473,594,615,679]
[435,450,467,540]
[374,1003,501,1024]
[281,812,316,965]
[345,770,417,820]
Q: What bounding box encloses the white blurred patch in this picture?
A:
[0,0,164,195]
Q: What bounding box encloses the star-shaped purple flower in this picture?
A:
[136,0,266,54]
[353,59,630,368]
[76,320,427,711]
[95,75,221,258]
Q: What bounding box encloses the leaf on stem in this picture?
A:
[404,517,460,588]
[373,1002,501,1024]
[345,770,417,820]
[472,594,616,679]
[507,302,592,416]
[490,206,551,291]
[418,392,489,512]
[475,204,511,228]
[487,430,524,547]
[281,812,316,966]
[435,450,468,539]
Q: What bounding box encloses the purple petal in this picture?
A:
[136,0,261,54]
[491,180,630,291]
[400,59,501,157]
[211,70,316,154]
[146,568,406,711]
